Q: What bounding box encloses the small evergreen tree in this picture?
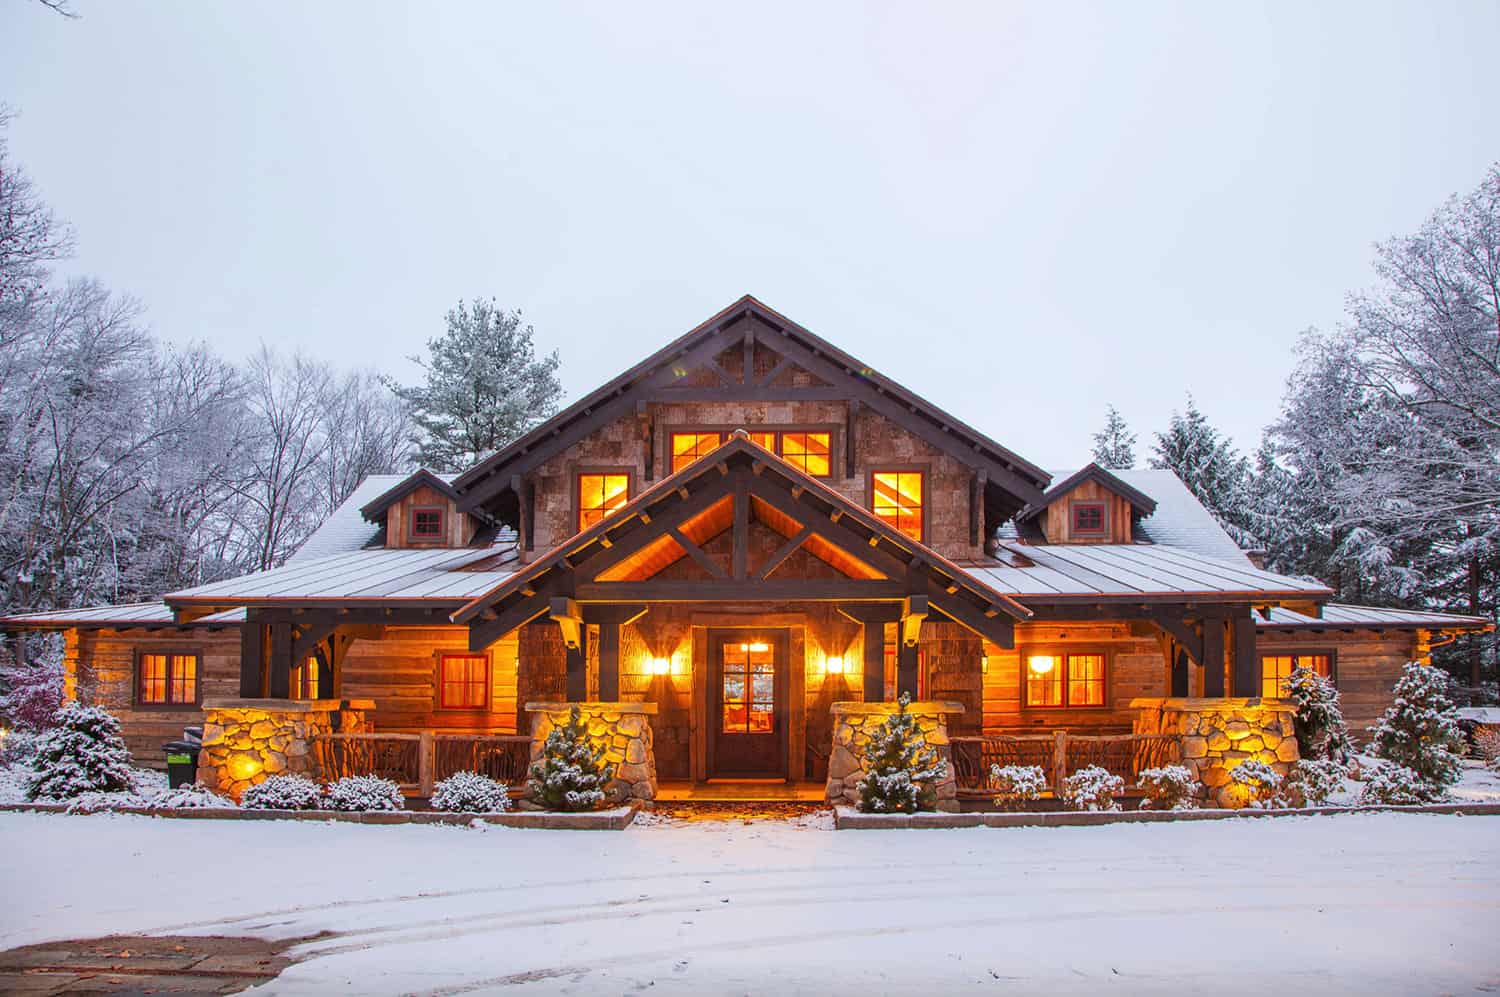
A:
[24,702,134,800]
[856,693,947,814]
[1285,665,1353,761]
[1370,662,1465,794]
[528,706,615,811]
[1091,405,1137,469]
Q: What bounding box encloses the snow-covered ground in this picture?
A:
[2,810,1497,995]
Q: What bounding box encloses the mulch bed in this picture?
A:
[0,934,316,995]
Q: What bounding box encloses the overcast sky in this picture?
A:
[3,2,1496,469]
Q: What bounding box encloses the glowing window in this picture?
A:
[1072,501,1107,537]
[747,431,777,452]
[781,432,831,476]
[292,657,321,700]
[410,506,445,539]
[577,473,630,530]
[722,641,775,734]
[872,470,924,541]
[1067,653,1105,706]
[670,433,723,474]
[439,654,489,709]
[138,652,198,706]
[1025,653,1106,709]
[1260,653,1330,699]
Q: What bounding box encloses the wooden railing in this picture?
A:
[310,732,533,795]
[950,732,1180,799]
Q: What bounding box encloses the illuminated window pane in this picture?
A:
[578,473,630,530]
[294,657,320,700]
[670,433,723,473]
[781,432,831,476]
[872,471,924,541]
[747,431,777,452]
[1261,653,1329,698]
[441,654,489,709]
[170,654,198,705]
[722,641,775,733]
[1067,654,1105,706]
[1025,663,1062,707]
[139,654,167,704]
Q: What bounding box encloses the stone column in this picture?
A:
[1131,696,1299,808]
[525,701,659,804]
[198,698,373,801]
[826,701,964,812]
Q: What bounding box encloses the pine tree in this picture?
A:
[1090,405,1137,469]
[856,693,947,814]
[1150,395,1256,547]
[25,702,135,800]
[527,705,615,811]
[1284,665,1353,761]
[1370,662,1465,793]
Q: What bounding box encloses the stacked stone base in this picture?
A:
[526,701,658,804]
[198,698,372,801]
[1132,697,1299,808]
[826,701,963,813]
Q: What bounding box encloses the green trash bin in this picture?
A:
[162,741,200,789]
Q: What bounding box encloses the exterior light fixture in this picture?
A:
[1027,654,1056,676]
[745,642,770,653]
[981,656,988,674]
[826,656,845,674]
[650,657,671,676]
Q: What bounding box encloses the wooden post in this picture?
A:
[267,622,293,699]
[418,731,435,796]
[1231,612,1259,698]
[863,620,884,701]
[598,621,620,701]
[896,644,919,700]
[239,621,265,697]
[1202,613,1225,698]
[565,629,589,702]
[1053,730,1068,795]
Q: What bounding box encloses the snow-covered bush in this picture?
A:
[1228,760,1283,808]
[150,785,235,809]
[1360,761,1441,805]
[324,775,405,812]
[528,705,615,812]
[431,771,511,813]
[0,728,43,767]
[1136,765,1199,810]
[0,637,64,731]
[63,790,148,813]
[1370,662,1464,796]
[1278,758,1346,808]
[25,702,134,800]
[1473,727,1500,765]
[856,694,947,814]
[1061,765,1124,812]
[1285,665,1352,761]
[241,774,323,810]
[990,764,1048,810]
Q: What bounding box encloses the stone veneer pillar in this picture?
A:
[198,698,373,801]
[525,701,659,804]
[1131,697,1300,808]
[826,701,964,813]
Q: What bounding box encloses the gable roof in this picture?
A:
[1017,463,1157,522]
[451,295,1051,519]
[358,469,463,522]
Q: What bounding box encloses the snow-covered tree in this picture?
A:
[1284,665,1353,761]
[1369,662,1465,794]
[390,298,563,472]
[527,706,614,811]
[24,702,134,800]
[1150,396,1256,547]
[856,693,947,814]
[1090,405,1137,469]
[0,636,62,730]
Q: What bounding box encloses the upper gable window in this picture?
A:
[872,470,924,542]
[1071,501,1107,538]
[410,506,445,541]
[671,433,723,474]
[668,429,833,478]
[780,432,831,477]
[578,472,630,530]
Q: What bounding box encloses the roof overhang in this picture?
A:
[359,469,465,523]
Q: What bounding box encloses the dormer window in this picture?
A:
[1071,501,1107,538]
[410,506,445,541]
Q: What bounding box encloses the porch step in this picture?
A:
[655,781,825,802]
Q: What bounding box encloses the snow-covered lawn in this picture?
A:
[2,811,1497,994]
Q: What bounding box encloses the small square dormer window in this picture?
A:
[1071,501,1107,538]
[410,506,445,541]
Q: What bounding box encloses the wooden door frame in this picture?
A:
[704,627,791,780]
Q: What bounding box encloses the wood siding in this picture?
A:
[1041,479,1134,544]
[1257,629,1420,736]
[982,623,1165,733]
[384,485,474,548]
[340,626,518,733]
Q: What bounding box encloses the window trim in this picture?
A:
[435,651,492,712]
[1258,648,1338,699]
[660,425,841,479]
[133,647,204,710]
[1018,647,1111,711]
[1070,500,1109,539]
[573,467,634,534]
[867,465,929,544]
[408,504,447,542]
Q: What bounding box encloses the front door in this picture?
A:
[708,630,788,778]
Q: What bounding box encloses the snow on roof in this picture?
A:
[291,474,423,562]
[1259,603,1492,631]
[972,542,1330,598]
[0,603,245,629]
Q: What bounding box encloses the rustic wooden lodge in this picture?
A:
[2,297,1489,808]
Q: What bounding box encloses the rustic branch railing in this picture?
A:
[950,733,1180,799]
[309,732,533,796]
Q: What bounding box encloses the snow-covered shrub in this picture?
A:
[1285,665,1352,761]
[990,764,1048,810]
[1278,758,1346,807]
[150,785,235,809]
[1229,760,1283,808]
[1370,662,1465,796]
[528,705,615,812]
[1473,727,1500,765]
[63,790,148,813]
[1061,765,1124,812]
[0,637,64,731]
[1360,761,1441,805]
[1136,765,1199,810]
[324,775,405,812]
[25,702,134,800]
[240,774,323,810]
[431,771,511,813]
[856,693,948,814]
[0,728,43,767]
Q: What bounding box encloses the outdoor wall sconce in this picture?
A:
[650,657,671,676]
[1027,654,1056,676]
[826,656,845,675]
[739,642,770,653]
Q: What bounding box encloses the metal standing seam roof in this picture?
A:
[0,604,246,629]
[1259,604,1492,631]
